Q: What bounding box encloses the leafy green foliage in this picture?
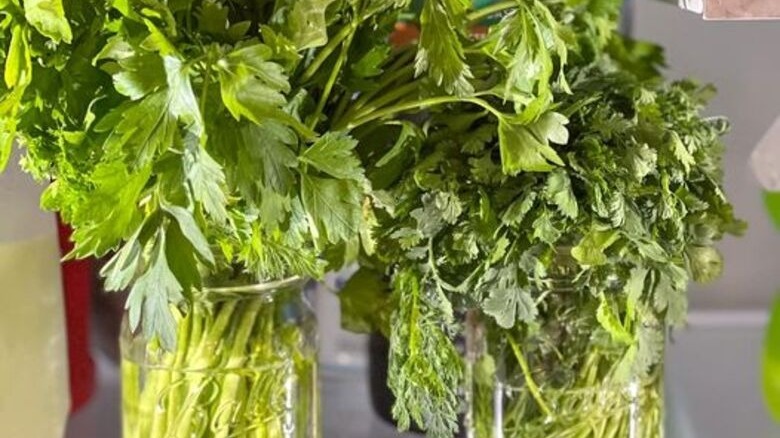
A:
[24,0,72,43]
[416,0,474,96]
[0,0,744,436]
[348,4,742,434]
[1,0,423,349]
[481,267,538,329]
[498,113,567,174]
[338,267,391,335]
[388,270,463,438]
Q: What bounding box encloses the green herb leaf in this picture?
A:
[183,136,229,224]
[300,132,364,181]
[126,229,184,351]
[281,0,336,50]
[483,286,536,329]
[571,229,618,266]
[162,204,215,264]
[24,0,72,43]
[416,0,474,96]
[545,170,578,219]
[5,25,31,89]
[596,293,633,344]
[498,113,568,175]
[301,174,363,245]
[68,163,151,257]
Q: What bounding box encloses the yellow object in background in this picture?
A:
[0,155,69,438]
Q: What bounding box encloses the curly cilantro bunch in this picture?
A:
[343,21,742,438]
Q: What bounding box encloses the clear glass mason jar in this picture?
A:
[464,256,665,438]
[120,277,320,438]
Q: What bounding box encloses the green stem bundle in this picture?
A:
[121,290,317,438]
[469,325,664,438]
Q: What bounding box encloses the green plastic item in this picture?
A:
[764,191,780,229]
[764,296,780,422]
[763,191,780,421]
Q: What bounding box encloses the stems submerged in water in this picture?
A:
[466,306,665,438]
[121,286,318,438]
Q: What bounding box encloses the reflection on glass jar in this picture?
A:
[466,314,664,438]
[120,277,319,438]
[464,254,665,438]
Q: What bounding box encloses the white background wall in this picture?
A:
[633,0,780,309]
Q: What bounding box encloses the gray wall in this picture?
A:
[633,0,780,309]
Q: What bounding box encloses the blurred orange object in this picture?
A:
[390,22,419,47]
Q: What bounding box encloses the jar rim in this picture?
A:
[201,276,307,295]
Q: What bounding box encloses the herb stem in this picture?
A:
[348,63,416,113]
[341,96,504,131]
[339,81,419,128]
[466,1,517,23]
[300,23,356,83]
[309,23,358,129]
[507,335,552,418]
[199,52,213,121]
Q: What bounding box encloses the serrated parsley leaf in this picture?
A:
[499,113,568,175]
[416,0,474,96]
[281,0,336,50]
[670,131,695,174]
[162,204,215,264]
[571,229,619,266]
[164,56,204,136]
[502,192,537,227]
[483,284,537,329]
[126,230,184,351]
[111,53,166,100]
[183,135,229,223]
[545,170,578,219]
[491,2,567,116]
[100,93,177,167]
[217,44,313,138]
[300,132,364,181]
[301,174,363,245]
[653,265,689,326]
[69,163,151,257]
[480,267,537,329]
[24,0,72,43]
[101,230,144,292]
[626,143,657,180]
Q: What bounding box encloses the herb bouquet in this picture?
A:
[341,2,743,438]
[0,0,495,436]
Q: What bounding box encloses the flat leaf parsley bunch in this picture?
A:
[0,0,490,349]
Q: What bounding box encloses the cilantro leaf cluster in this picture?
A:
[341,2,743,436]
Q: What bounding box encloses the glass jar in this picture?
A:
[464,256,665,438]
[120,277,319,438]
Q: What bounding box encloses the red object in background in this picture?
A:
[57,221,95,412]
[390,22,420,48]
